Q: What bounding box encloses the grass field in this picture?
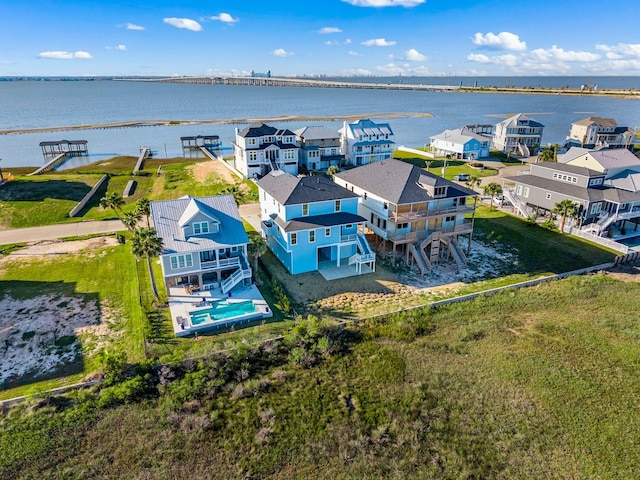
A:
[1,273,639,479]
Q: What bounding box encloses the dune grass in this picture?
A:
[2,274,640,479]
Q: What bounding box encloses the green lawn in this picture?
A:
[393,150,499,179]
[0,241,145,399]
[2,274,640,479]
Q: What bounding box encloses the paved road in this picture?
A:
[0,219,125,245]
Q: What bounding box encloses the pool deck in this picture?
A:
[168,283,272,337]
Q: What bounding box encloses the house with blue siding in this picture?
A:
[339,118,395,167]
[257,171,376,276]
[335,159,477,276]
[150,195,252,294]
[429,127,490,160]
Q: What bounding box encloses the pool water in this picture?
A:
[618,236,640,248]
[190,300,257,325]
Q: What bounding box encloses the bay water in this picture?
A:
[0,79,638,169]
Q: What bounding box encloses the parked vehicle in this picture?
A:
[453,173,470,181]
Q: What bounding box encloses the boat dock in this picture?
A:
[29,140,89,175]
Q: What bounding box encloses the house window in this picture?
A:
[398,223,408,229]
[291,233,297,245]
[382,220,387,229]
[364,193,368,200]
[170,254,193,270]
[546,193,552,200]
[383,202,388,210]
[335,200,341,212]
[325,228,331,237]
[302,204,309,216]
[249,151,257,162]
[193,222,209,235]
[590,203,602,214]
[516,184,523,195]
[445,216,455,222]
[309,230,315,242]
[248,138,256,145]
[523,187,530,198]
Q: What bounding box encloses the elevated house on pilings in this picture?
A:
[334,159,477,276]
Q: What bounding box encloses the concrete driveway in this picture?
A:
[0,219,125,245]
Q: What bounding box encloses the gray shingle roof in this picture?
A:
[257,171,359,205]
[334,158,476,204]
[150,195,248,254]
[533,161,602,177]
[275,212,367,232]
[237,122,295,138]
[294,125,340,140]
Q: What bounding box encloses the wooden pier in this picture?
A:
[29,139,90,175]
[181,135,221,151]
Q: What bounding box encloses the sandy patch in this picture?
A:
[0,236,123,385]
[189,159,237,185]
[604,261,640,282]
[0,294,121,385]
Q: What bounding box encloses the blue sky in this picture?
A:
[1,0,639,77]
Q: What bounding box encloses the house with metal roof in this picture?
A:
[429,127,491,160]
[338,118,395,167]
[257,170,375,276]
[151,195,253,295]
[334,158,477,276]
[233,122,300,178]
[503,162,640,236]
[294,125,344,172]
[492,113,544,156]
[565,117,636,150]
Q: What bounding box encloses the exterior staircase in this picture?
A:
[517,143,530,157]
[348,232,376,273]
[504,187,531,218]
[221,255,252,294]
[445,236,467,270]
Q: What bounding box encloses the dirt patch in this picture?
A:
[189,160,238,185]
[2,236,119,257]
[605,261,640,282]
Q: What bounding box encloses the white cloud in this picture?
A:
[362,38,396,47]
[125,23,144,31]
[318,27,342,34]
[596,43,640,59]
[106,44,127,51]
[325,40,340,46]
[375,62,431,75]
[271,48,294,57]
[38,51,93,60]
[163,18,202,32]
[467,53,490,63]
[340,68,373,76]
[210,13,238,24]
[472,31,526,51]
[530,45,599,62]
[345,39,352,45]
[348,50,362,56]
[343,0,425,7]
[405,48,426,61]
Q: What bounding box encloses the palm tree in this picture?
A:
[467,175,482,191]
[121,211,141,232]
[537,148,555,163]
[131,227,164,300]
[223,185,245,205]
[483,182,503,209]
[553,199,579,233]
[99,191,125,218]
[135,197,151,227]
[247,233,268,284]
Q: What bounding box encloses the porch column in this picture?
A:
[337,244,341,266]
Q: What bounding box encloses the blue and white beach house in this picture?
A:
[257,170,376,276]
[151,195,271,336]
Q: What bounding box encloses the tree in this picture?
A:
[223,185,245,205]
[483,182,503,209]
[247,233,268,284]
[553,199,579,233]
[135,197,151,227]
[467,175,482,190]
[327,165,339,176]
[99,191,125,218]
[121,211,141,232]
[131,227,164,300]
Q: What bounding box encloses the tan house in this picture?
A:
[566,117,636,150]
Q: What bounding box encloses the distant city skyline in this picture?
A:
[1,0,639,77]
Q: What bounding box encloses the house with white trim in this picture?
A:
[334,158,477,276]
[294,125,344,171]
[429,127,491,160]
[566,117,636,150]
[257,170,375,276]
[492,113,544,156]
[339,118,395,166]
[233,122,300,178]
[150,195,252,295]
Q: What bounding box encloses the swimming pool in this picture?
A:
[618,236,640,249]
[189,300,257,325]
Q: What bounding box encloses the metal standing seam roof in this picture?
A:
[430,128,489,144]
[150,195,248,254]
[496,113,545,129]
[334,158,476,205]
[346,119,394,137]
[257,171,359,205]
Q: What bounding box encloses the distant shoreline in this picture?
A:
[0,112,435,136]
